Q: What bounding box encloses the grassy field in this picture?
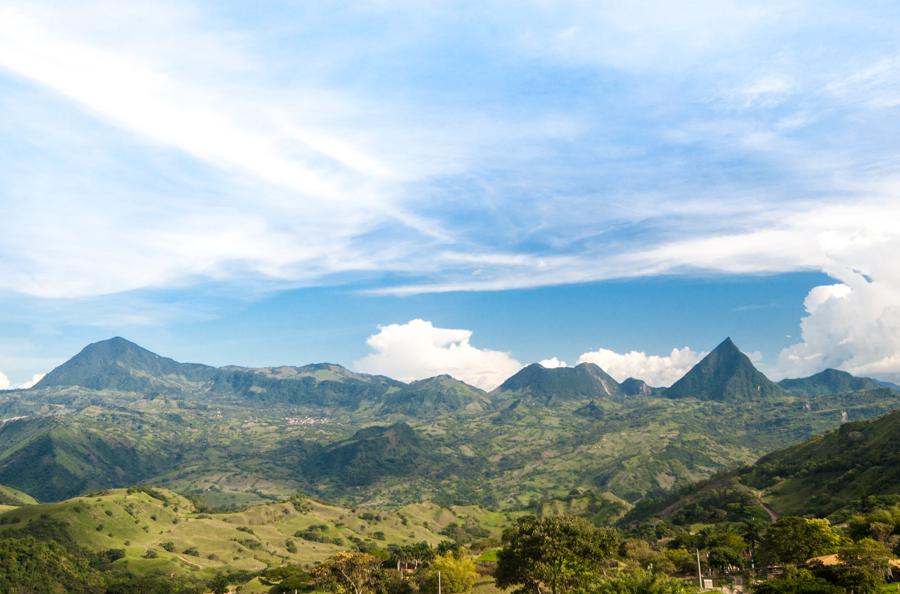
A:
[0,486,519,581]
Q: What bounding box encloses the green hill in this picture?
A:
[573,400,606,419]
[743,406,900,516]
[0,486,515,580]
[778,368,886,396]
[625,405,900,525]
[305,422,464,487]
[35,337,214,394]
[665,338,783,401]
[620,378,660,396]
[380,375,490,416]
[0,417,163,501]
[0,484,37,506]
[494,362,622,404]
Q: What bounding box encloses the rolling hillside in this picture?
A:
[743,406,900,515]
[625,406,900,525]
[0,484,37,506]
[0,486,514,579]
[778,368,885,396]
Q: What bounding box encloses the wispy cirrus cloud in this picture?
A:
[2,1,900,381]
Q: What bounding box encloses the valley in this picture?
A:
[1,337,898,515]
[1,336,899,591]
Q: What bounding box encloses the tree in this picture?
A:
[752,567,838,594]
[621,539,675,574]
[390,541,434,572]
[495,515,619,594]
[760,517,842,566]
[312,551,382,594]
[699,528,747,574]
[260,565,312,592]
[208,573,229,594]
[837,538,892,581]
[593,568,699,594]
[809,561,883,594]
[420,552,478,594]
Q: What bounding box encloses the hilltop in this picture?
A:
[35,337,215,393]
[778,368,885,396]
[493,362,622,404]
[381,375,489,416]
[0,484,37,507]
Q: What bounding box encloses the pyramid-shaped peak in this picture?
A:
[712,337,741,355]
[664,337,782,401]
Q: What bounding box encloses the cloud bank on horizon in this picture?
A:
[1,1,900,382]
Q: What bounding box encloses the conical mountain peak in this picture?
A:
[665,337,782,401]
[35,337,213,392]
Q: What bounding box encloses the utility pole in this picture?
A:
[438,570,442,594]
[696,549,703,589]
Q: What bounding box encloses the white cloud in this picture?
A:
[577,346,704,387]
[0,0,899,387]
[539,357,568,368]
[354,319,522,390]
[777,274,900,382]
[0,371,44,390]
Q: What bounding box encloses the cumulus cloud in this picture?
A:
[354,319,522,390]
[577,346,704,387]
[778,274,900,382]
[539,357,568,368]
[0,371,43,390]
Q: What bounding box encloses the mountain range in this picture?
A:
[28,335,838,406]
[1,335,898,514]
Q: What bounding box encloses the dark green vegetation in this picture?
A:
[495,363,622,403]
[0,483,38,506]
[381,376,490,416]
[496,515,620,594]
[1,336,899,515]
[0,334,898,592]
[627,405,900,525]
[0,394,899,591]
[665,338,783,401]
[778,368,886,397]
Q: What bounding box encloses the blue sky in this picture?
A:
[1,1,899,389]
